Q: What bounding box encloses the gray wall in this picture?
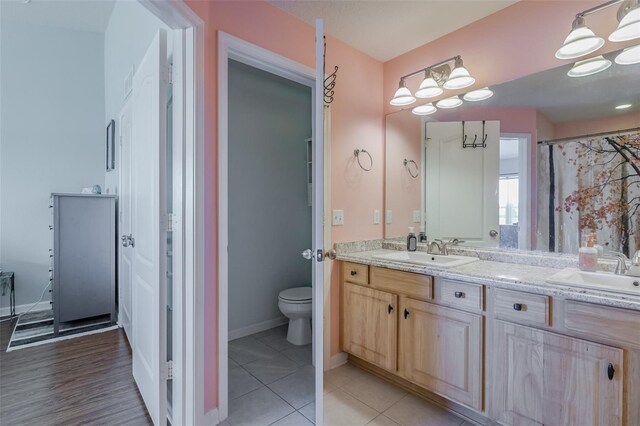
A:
[0,20,105,310]
[228,60,312,334]
[103,0,170,195]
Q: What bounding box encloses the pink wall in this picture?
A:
[554,111,640,140]
[184,0,384,413]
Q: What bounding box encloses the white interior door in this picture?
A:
[119,100,133,344]
[131,29,168,425]
[313,18,325,426]
[425,121,500,246]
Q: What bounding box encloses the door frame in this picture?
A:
[136,2,205,425]
[500,133,531,250]
[217,31,322,423]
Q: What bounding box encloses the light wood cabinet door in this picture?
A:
[343,282,398,371]
[492,320,624,426]
[400,297,483,411]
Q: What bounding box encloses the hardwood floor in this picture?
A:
[0,316,151,425]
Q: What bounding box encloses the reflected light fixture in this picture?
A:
[555,16,605,59]
[412,103,437,115]
[463,87,494,102]
[443,58,475,90]
[415,72,443,98]
[615,44,640,63]
[568,55,612,77]
[616,103,633,109]
[436,96,463,109]
[609,0,640,41]
[390,79,416,106]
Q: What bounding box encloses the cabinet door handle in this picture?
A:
[404,309,410,319]
[388,304,393,314]
[608,363,615,380]
[350,270,357,276]
[454,291,464,298]
[513,303,523,311]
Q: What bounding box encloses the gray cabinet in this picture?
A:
[51,193,116,334]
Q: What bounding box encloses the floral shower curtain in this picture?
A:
[537,132,640,256]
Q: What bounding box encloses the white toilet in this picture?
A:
[278,286,312,345]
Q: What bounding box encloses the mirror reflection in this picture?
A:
[384,49,640,255]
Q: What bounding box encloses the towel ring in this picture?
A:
[403,159,419,178]
[354,149,373,171]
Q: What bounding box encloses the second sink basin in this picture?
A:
[372,251,479,269]
[547,268,640,296]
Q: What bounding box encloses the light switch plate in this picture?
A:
[413,210,421,223]
[333,209,344,226]
[373,210,380,224]
[386,210,393,224]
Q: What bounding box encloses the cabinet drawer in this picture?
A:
[343,262,369,285]
[436,279,483,312]
[564,300,640,350]
[494,288,550,327]
[370,266,433,301]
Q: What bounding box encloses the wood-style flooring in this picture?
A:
[0,316,151,425]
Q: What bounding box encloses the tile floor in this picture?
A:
[224,325,470,426]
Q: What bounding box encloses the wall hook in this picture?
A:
[354,149,373,171]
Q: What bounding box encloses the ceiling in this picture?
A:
[269,0,518,62]
[483,51,640,123]
[0,0,116,33]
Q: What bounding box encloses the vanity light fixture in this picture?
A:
[615,103,633,109]
[436,96,463,109]
[567,55,612,77]
[558,0,640,61]
[389,55,475,106]
[463,87,494,102]
[443,58,476,90]
[615,44,640,63]
[411,103,437,115]
[390,79,416,106]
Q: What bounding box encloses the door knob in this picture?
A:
[301,249,313,260]
[489,229,498,238]
[121,234,135,248]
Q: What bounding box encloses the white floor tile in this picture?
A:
[269,411,314,426]
[268,365,315,409]
[324,362,365,394]
[324,389,379,426]
[383,394,464,426]
[243,354,300,384]
[366,415,401,426]
[342,371,407,412]
[281,344,312,366]
[299,401,315,424]
[229,367,264,401]
[229,337,282,366]
[227,387,294,426]
[259,333,299,352]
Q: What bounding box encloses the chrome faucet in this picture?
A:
[605,251,629,275]
[627,250,640,277]
[428,240,442,255]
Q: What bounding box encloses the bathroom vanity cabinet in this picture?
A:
[340,261,638,425]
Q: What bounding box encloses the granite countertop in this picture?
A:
[336,248,640,312]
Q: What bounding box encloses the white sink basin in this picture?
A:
[372,251,479,269]
[547,268,640,296]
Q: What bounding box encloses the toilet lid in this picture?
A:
[279,286,312,302]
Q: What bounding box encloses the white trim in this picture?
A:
[218,31,319,424]
[329,352,349,369]
[7,325,118,352]
[501,133,532,250]
[137,2,205,425]
[228,317,288,341]
[0,301,50,318]
[322,108,332,371]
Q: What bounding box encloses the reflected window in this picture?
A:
[499,175,519,225]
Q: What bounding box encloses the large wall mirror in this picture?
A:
[384,48,640,255]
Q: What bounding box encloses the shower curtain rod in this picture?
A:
[538,126,640,145]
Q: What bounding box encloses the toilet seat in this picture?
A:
[278,287,312,304]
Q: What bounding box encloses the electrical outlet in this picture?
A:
[386,210,393,224]
[373,210,380,224]
[413,210,421,223]
[332,209,344,226]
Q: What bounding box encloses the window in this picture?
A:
[499,175,519,225]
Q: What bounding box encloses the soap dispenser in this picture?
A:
[407,227,417,252]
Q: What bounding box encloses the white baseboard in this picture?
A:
[205,407,220,426]
[228,316,289,341]
[329,352,348,369]
[0,301,51,318]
